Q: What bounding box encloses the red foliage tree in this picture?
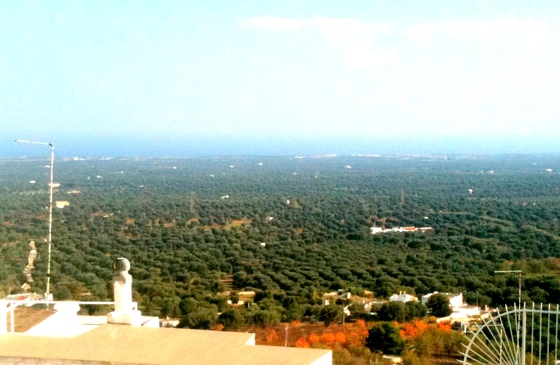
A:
[295,337,311,348]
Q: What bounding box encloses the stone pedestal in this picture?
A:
[107,310,142,326]
[107,258,142,326]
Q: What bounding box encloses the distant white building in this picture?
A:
[322,292,338,306]
[421,292,463,309]
[450,305,481,321]
[322,291,351,306]
[236,291,256,306]
[389,292,418,303]
[421,292,489,324]
[371,226,433,235]
[371,227,384,234]
[55,201,70,209]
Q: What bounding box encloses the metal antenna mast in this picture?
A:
[16,140,55,301]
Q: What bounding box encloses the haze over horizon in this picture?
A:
[2,1,559,158]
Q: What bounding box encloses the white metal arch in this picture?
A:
[461,303,560,365]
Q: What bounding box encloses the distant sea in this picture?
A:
[3,135,559,158]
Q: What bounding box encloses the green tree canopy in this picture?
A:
[376,301,406,322]
[426,293,452,317]
[365,322,405,356]
[218,308,244,330]
[178,304,218,329]
[405,301,427,321]
[320,304,342,326]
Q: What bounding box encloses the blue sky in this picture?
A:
[1,0,559,157]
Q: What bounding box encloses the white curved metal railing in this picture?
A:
[461,303,560,365]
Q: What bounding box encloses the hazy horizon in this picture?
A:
[3,134,559,159]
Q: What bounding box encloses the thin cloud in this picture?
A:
[241,16,304,32]
[406,17,522,42]
[241,16,387,42]
[308,17,387,42]
[344,42,400,70]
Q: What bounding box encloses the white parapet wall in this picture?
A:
[0,301,6,334]
[309,351,333,365]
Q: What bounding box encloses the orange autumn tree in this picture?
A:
[399,320,463,358]
[295,337,311,348]
[400,319,429,340]
[334,332,347,345]
[265,328,280,345]
[344,320,368,348]
[309,333,321,344]
[294,320,367,351]
[289,320,302,328]
[320,332,336,345]
[213,323,224,332]
[437,321,452,332]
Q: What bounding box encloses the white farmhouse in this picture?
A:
[389,292,418,303]
[421,292,463,309]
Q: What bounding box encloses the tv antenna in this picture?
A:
[16,139,55,301]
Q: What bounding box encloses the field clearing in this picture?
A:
[223,219,252,230]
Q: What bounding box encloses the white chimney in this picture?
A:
[107,258,142,326]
